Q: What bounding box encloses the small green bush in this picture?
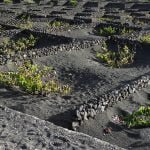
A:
[140,34,150,43]
[4,0,12,4]
[123,106,150,128]
[99,26,117,36]
[70,0,78,7]
[17,20,33,30]
[98,26,133,36]
[98,17,113,22]
[47,21,69,28]
[96,42,135,68]
[0,61,71,95]
[121,27,133,35]
[0,34,37,55]
[17,14,33,29]
[49,21,63,27]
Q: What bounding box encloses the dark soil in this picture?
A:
[0,0,150,149]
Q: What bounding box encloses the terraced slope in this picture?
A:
[0,0,150,149]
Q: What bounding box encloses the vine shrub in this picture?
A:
[123,106,150,128]
[0,61,71,95]
[96,42,135,68]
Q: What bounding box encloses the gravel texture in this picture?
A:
[0,0,150,149]
[0,105,125,150]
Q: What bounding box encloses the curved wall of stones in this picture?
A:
[72,73,150,130]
